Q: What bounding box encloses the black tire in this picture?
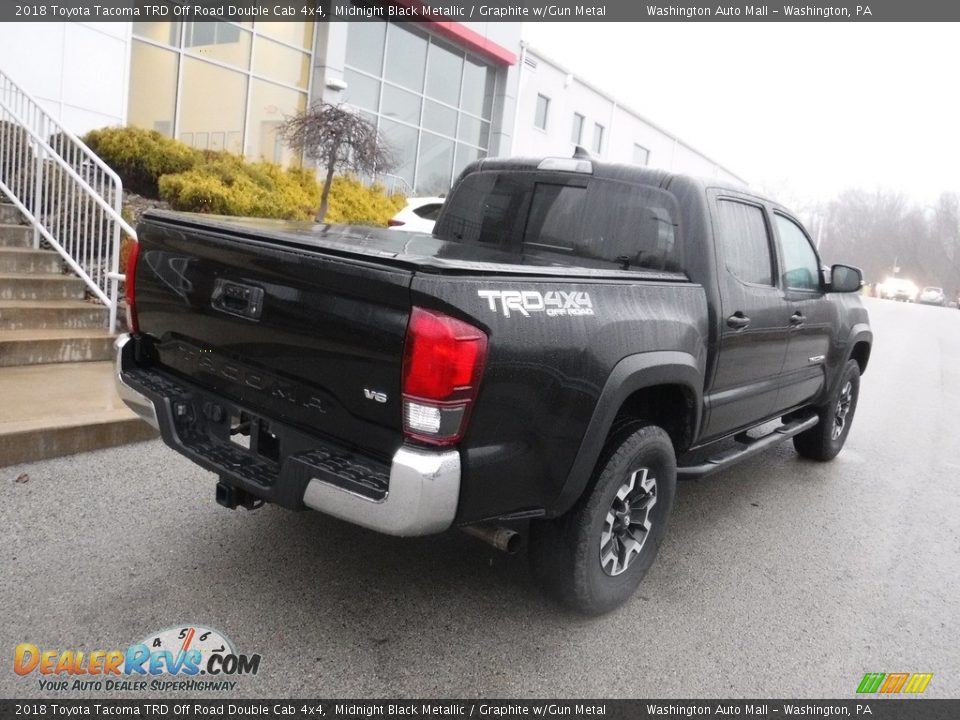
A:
[528,424,676,615]
[793,359,860,461]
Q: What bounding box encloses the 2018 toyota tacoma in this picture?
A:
[116,155,872,614]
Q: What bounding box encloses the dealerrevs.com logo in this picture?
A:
[14,625,261,693]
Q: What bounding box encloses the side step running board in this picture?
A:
[677,414,819,480]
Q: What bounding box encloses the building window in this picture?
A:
[179,56,247,153]
[128,21,314,164]
[127,41,178,135]
[342,20,497,195]
[183,22,250,69]
[571,112,585,144]
[593,123,604,154]
[247,80,308,165]
[633,144,650,165]
[534,94,550,130]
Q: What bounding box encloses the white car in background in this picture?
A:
[878,277,919,302]
[917,286,946,306]
[388,197,445,233]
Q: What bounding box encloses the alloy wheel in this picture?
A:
[832,381,853,439]
[599,467,658,576]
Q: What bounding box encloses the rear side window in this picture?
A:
[435,171,682,271]
[715,200,774,286]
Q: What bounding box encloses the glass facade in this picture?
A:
[343,21,497,194]
[128,22,314,165]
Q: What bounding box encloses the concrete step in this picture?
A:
[0,204,23,224]
[0,247,63,274]
[0,328,114,367]
[0,300,107,330]
[0,272,85,301]
[0,361,158,467]
[0,224,32,248]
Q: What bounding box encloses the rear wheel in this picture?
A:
[528,424,676,615]
[793,359,860,461]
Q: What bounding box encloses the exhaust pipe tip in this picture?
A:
[462,524,521,554]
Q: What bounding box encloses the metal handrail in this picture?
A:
[0,69,137,331]
[375,172,414,196]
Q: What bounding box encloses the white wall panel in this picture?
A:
[511,46,745,185]
[0,22,130,135]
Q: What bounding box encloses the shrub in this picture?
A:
[84,127,200,198]
[325,176,406,226]
[158,154,321,220]
[82,126,405,225]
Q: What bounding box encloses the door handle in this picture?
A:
[726,313,751,330]
[790,312,806,326]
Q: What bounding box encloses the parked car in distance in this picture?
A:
[878,277,919,302]
[388,196,445,233]
[918,286,946,306]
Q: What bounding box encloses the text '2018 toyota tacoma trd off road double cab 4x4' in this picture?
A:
[116,155,871,614]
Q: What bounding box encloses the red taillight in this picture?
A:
[125,241,141,335]
[387,219,405,227]
[401,307,488,446]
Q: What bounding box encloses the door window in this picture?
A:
[774,215,820,291]
[715,200,774,286]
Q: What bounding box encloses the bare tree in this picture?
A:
[279,103,397,222]
[820,188,960,291]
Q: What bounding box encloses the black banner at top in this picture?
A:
[1,700,960,720]
[2,0,960,22]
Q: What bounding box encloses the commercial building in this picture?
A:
[513,45,744,185]
[0,16,743,195]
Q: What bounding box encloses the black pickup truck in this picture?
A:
[116,155,871,614]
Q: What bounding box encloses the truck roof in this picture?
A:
[468,156,765,206]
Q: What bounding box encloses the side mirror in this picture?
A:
[829,264,863,293]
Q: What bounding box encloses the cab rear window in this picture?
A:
[434,170,682,272]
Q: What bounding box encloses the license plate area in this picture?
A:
[123,364,391,501]
[228,410,280,464]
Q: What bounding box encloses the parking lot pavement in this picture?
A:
[2,298,959,699]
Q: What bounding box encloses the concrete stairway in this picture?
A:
[0,202,157,466]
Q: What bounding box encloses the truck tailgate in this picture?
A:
[134,214,413,460]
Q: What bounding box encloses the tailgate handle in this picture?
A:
[211,280,264,320]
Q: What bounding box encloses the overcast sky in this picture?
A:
[522,22,958,207]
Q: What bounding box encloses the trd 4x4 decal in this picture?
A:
[478,290,594,318]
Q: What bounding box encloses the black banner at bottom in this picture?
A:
[1,700,958,720]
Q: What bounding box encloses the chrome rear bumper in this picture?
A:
[114,333,459,536]
[114,335,159,430]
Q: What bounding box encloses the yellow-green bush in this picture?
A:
[158,154,321,220]
[84,127,201,198]
[84,126,405,225]
[325,176,406,226]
